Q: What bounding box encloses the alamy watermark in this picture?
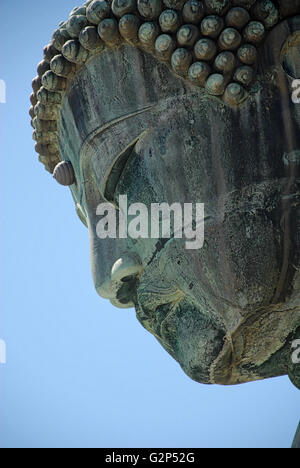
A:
[0,339,6,364]
[96,195,205,250]
[0,79,6,104]
[291,339,300,365]
[292,79,300,104]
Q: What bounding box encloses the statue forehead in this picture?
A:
[58,44,196,179]
[60,44,187,142]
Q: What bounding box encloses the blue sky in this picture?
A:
[0,0,299,448]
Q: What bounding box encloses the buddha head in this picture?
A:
[30,0,300,387]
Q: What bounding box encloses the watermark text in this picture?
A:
[96,196,205,250]
[0,79,6,104]
[0,339,6,364]
[292,79,300,104]
[291,339,300,364]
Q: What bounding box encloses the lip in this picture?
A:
[136,287,183,329]
[152,303,174,337]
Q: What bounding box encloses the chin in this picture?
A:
[135,297,227,384]
[135,294,296,385]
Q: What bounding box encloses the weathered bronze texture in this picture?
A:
[31,1,300,391]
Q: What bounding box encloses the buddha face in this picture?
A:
[58,17,300,385]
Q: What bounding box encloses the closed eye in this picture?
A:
[103,138,139,205]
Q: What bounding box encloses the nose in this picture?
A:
[97,253,143,308]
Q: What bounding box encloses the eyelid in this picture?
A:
[103,135,144,205]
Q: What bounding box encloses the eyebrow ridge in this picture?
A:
[80,105,154,157]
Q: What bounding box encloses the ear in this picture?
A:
[259,15,300,84]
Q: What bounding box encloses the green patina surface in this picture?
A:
[30,3,300,447]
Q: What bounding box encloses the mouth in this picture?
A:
[133,256,228,384]
[152,303,175,337]
[134,297,181,361]
[134,281,183,340]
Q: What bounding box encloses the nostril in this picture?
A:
[121,275,136,283]
[116,275,138,306]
